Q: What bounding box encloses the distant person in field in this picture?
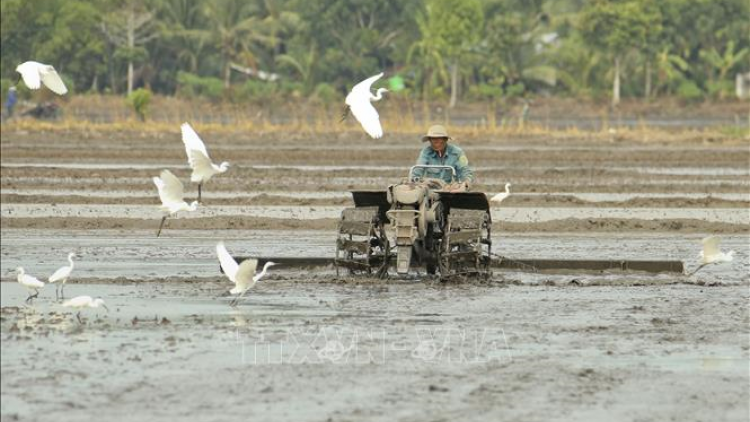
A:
[413,124,475,192]
[5,86,18,118]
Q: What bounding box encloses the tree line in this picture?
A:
[1,0,748,107]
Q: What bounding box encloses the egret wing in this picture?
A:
[235,258,259,291]
[154,170,186,204]
[63,295,92,308]
[216,242,239,283]
[48,266,71,283]
[348,72,384,100]
[701,236,721,257]
[349,101,383,139]
[40,67,68,95]
[16,62,41,89]
[21,274,45,288]
[490,193,508,202]
[181,123,210,165]
[189,150,216,178]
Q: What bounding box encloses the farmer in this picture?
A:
[412,124,475,192]
[5,86,18,118]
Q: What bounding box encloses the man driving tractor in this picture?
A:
[413,124,475,192]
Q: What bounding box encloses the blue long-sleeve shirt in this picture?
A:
[413,143,475,183]
[5,89,17,109]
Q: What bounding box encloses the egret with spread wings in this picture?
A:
[217,241,276,307]
[181,122,230,203]
[343,72,388,139]
[153,169,198,237]
[16,61,68,95]
[687,235,735,276]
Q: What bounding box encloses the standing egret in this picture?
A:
[216,241,277,307]
[180,122,230,203]
[153,169,199,237]
[687,235,735,276]
[15,61,68,95]
[15,267,44,303]
[343,72,388,139]
[62,296,109,324]
[48,252,80,300]
[491,183,512,203]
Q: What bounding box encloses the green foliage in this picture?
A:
[0,0,748,103]
[506,83,526,98]
[468,83,504,101]
[430,0,483,58]
[127,88,152,121]
[676,80,703,102]
[176,71,224,100]
[311,83,339,104]
[0,78,11,103]
[705,80,734,99]
[580,0,661,55]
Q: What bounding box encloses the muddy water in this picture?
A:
[2,229,747,284]
[3,203,748,225]
[2,280,748,422]
[2,128,749,421]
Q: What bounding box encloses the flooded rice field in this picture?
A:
[1,128,748,421]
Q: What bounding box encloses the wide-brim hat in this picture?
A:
[421,124,452,142]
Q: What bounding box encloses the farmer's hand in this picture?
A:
[448,181,469,193]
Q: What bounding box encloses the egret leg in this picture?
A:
[55,285,60,301]
[156,216,167,237]
[686,264,708,277]
[26,290,39,304]
[229,290,248,307]
[76,312,83,324]
[339,106,350,122]
[198,183,203,203]
[60,283,65,300]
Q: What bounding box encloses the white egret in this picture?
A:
[491,183,512,203]
[687,235,735,276]
[343,72,388,139]
[15,61,68,95]
[15,267,44,303]
[180,122,230,203]
[48,252,80,300]
[153,169,199,237]
[216,241,277,306]
[62,296,109,324]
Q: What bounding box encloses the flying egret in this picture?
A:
[687,235,735,276]
[62,296,109,324]
[343,72,388,139]
[153,169,199,237]
[15,61,68,95]
[48,252,80,300]
[491,183,512,203]
[180,122,230,203]
[216,241,277,307]
[15,267,44,303]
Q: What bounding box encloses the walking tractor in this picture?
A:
[335,165,493,282]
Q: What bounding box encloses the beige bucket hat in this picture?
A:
[421,124,452,142]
